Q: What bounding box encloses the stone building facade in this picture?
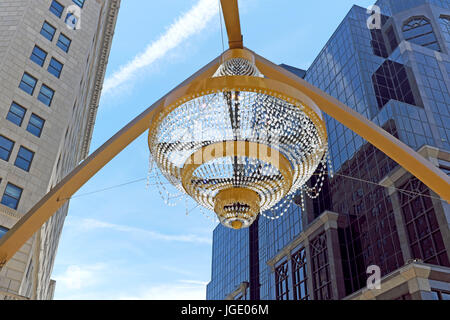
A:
[0,0,120,300]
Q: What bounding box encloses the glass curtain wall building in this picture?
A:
[207,0,450,300]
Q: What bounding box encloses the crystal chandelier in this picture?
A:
[148,52,328,229]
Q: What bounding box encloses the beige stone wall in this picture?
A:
[0,0,120,300]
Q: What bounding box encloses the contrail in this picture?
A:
[103,0,218,94]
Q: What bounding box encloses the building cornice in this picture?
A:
[0,290,30,300]
[266,210,341,268]
[80,0,121,159]
[0,204,22,220]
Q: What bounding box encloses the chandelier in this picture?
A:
[148,51,329,229]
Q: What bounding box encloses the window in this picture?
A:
[0,226,8,239]
[370,29,388,58]
[1,183,23,210]
[310,232,332,300]
[14,146,34,172]
[38,84,55,106]
[40,21,56,41]
[50,0,64,18]
[0,135,14,162]
[6,102,26,127]
[27,114,45,137]
[372,60,417,109]
[275,260,290,300]
[73,0,85,8]
[431,289,450,300]
[30,45,47,67]
[439,16,450,43]
[403,17,440,51]
[48,58,63,78]
[386,26,399,52]
[400,178,450,267]
[291,247,309,300]
[57,33,71,53]
[19,73,37,95]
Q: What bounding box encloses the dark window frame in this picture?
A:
[40,21,56,42]
[6,102,26,127]
[372,60,417,109]
[1,183,23,210]
[48,57,63,78]
[291,247,309,300]
[14,146,35,172]
[30,45,48,67]
[38,84,55,106]
[19,73,37,96]
[275,260,290,300]
[0,135,15,162]
[400,178,449,267]
[402,16,440,51]
[431,289,450,300]
[72,0,85,8]
[310,232,332,300]
[49,0,64,18]
[27,114,45,138]
[56,33,71,53]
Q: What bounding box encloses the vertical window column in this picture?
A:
[310,232,332,300]
[291,247,309,300]
[275,260,290,300]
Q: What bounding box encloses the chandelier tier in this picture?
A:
[148,52,328,229]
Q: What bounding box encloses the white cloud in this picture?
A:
[71,218,212,245]
[119,281,207,300]
[53,264,105,290]
[103,0,218,94]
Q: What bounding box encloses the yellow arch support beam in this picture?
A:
[220,0,243,49]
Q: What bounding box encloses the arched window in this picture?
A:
[439,15,450,44]
[402,16,440,51]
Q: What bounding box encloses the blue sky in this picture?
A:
[52,0,376,300]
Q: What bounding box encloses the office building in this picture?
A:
[207,0,450,300]
[0,0,120,300]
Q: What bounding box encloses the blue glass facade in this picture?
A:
[207,0,450,300]
[206,221,250,299]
